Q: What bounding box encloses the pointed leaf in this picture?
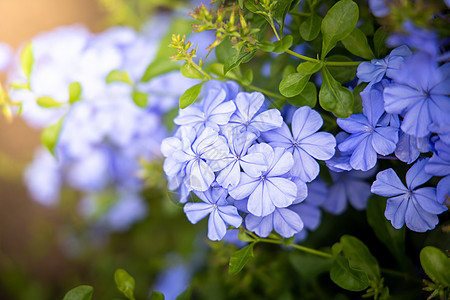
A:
[20,42,34,78]
[286,81,317,107]
[279,72,312,97]
[106,70,132,85]
[41,118,64,156]
[273,35,293,53]
[224,50,256,75]
[340,235,380,281]
[319,66,353,118]
[69,82,82,104]
[132,90,148,108]
[37,96,64,108]
[181,64,203,79]
[342,27,375,60]
[330,257,369,291]
[141,60,180,82]
[62,285,93,300]
[114,268,136,300]
[229,243,255,275]
[274,0,295,35]
[179,83,203,109]
[300,15,322,41]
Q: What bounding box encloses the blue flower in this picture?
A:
[326,132,352,172]
[383,54,450,138]
[184,187,242,241]
[395,132,432,164]
[245,207,304,238]
[229,143,297,217]
[371,158,447,232]
[425,139,450,204]
[357,46,411,86]
[262,106,336,182]
[368,0,391,17]
[226,92,283,136]
[337,84,399,171]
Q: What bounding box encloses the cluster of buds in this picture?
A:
[169,34,198,65]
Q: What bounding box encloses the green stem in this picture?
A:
[257,237,333,259]
[324,61,364,66]
[285,49,321,63]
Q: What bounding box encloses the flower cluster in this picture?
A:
[162,81,336,240]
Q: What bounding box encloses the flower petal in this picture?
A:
[245,214,273,238]
[349,135,377,171]
[229,173,259,200]
[273,208,304,238]
[413,187,446,214]
[266,177,297,208]
[247,182,276,217]
[291,106,323,140]
[372,126,399,156]
[218,205,243,228]
[406,157,432,190]
[371,168,407,197]
[184,202,213,224]
[208,209,227,241]
[299,132,336,160]
[291,148,320,182]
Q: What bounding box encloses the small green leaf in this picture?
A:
[274,0,295,35]
[259,41,276,52]
[340,235,380,281]
[296,61,323,74]
[106,70,132,85]
[224,50,256,75]
[319,67,354,118]
[114,268,136,300]
[373,27,389,58]
[279,72,311,97]
[242,69,254,86]
[367,196,405,264]
[132,90,148,108]
[180,64,203,79]
[62,285,94,300]
[326,55,357,83]
[215,37,237,63]
[289,252,332,280]
[286,82,317,107]
[69,82,82,104]
[272,35,293,53]
[41,117,64,156]
[37,96,64,108]
[229,243,255,275]
[141,60,180,82]
[237,231,254,242]
[150,291,165,300]
[330,257,370,291]
[420,246,450,287]
[179,83,203,109]
[321,0,359,58]
[342,27,375,60]
[20,42,34,78]
[300,15,322,41]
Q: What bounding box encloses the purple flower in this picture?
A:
[229,143,297,217]
[262,106,336,182]
[425,139,450,204]
[371,158,447,232]
[395,132,432,164]
[338,84,399,171]
[384,54,450,138]
[245,207,304,238]
[184,187,242,241]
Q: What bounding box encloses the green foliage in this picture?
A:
[420,246,450,287]
[150,291,165,300]
[279,72,311,97]
[272,35,293,53]
[181,64,203,80]
[223,50,256,75]
[341,27,375,60]
[273,0,295,35]
[132,90,148,108]
[36,96,64,108]
[326,55,357,83]
[176,286,192,300]
[20,42,34,79]
[319,67,353,118]
[41,117,64,156]
[68,82,82,104]
[106,70,133,85]
[141,60,181,82]
[299,14,322,41]
[114,268,136,300]
[289,252,331,280]
[179,83,203,109]
[330,256,369,291]
[62,285,94,300]
[286,82,317,107]
[373,27,389,58]
[229,243,255,275]
[321,0,359,58]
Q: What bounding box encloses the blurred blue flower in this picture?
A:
[184,187,242,241]
[262,106,336,182]
[0,42,12,72]
[368,0,391,17]
[152,256,191,300]
[338,84,399,171]
[384,54,450,138]
[229,143,297,217]
[371,158,447,232]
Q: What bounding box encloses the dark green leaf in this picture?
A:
[420,246,450,287]
[289,252,331,280]
[321,0,359,58]
[180,64,203,79]
[286,82,317,107]
[41,118,64,156]
[299,15,322,41]
[114,268,136,300]
[238,0,244,9]
[132,90,148,108]
[106,70,133,85]
[229,243,255,275]
[224,50,256,75]
[330,257,369,291]
[259,41,276,52]
[20,42,34,78]
[326,55,357,83]
[340,235,380,281]
[273,35,293,53]
[69,82,82,104]
[319,67,354,118]
[215,37,237,63]
[62,285,94,300]
[141,60,180,82]
[175,286,192,300]
[352,82,367,114]
[342,27,375,60]
[373,27,388,58]
[245,1,271,24]
[279,72,312,97]
[179,83,203,109]
[274,0,294,35]
[37,96,64,108]
[150,291,165,300]
[367,196,405,264]
[296,61,323,74]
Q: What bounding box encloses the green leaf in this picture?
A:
[342,27,375,60]
[286,82,317,107]
[175,286,192,300]
[319,66,354,118]
[259,41,276,52]
[179,83,203,109]
[352,82,367,114]
[229,243,255,275]
[62,285,94,300]
[69,82,82,104]
[180,64,203,79]
[326,55,357,83]
[224,50,256,75]
[340,235,380,281]
[296,61,323,74]
[37,96,64,108]
[245,1,271,24]
[132,90,148,108]
[20,42,34,78]
[141,60,180,82]
[279,72,312,97]
[106,70,132,85]
[299,15,322,41]
[237,231,254,242]
[367,196,405,264]
[272,35,293,53]
[420,246,450,287]
[289,252,332,280]
[216,37,237,63]
[150,291,165,300]
[238,0,244,9]
[321,0,359,58]
[373,27,389,58]
[274,0,295,35]
[114,268,136,300]
[330,257,369,292]
[41,117,64,156]
[242,68,254,86]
